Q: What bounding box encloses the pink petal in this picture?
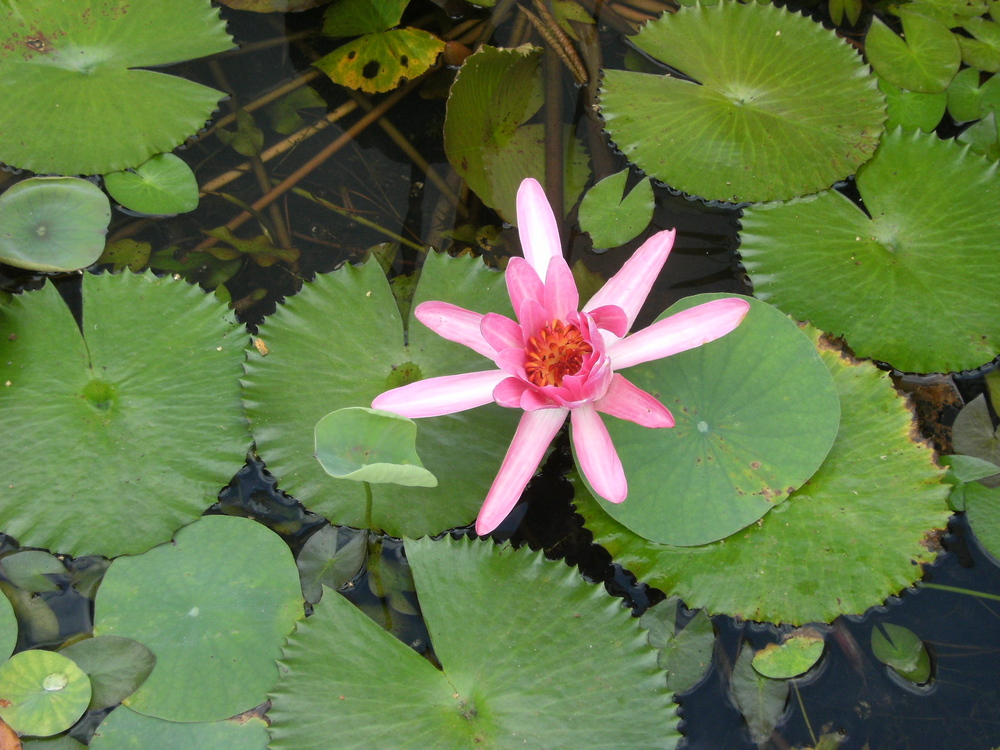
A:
[494,347,527,377]
[570,404,627,503]
[583,228,676,330]
[516,178,562,281]
[516,297,550,340]
[372,369,507,418]
[493,377,530,408]
[586,304,628,338]
[414,301,494,359]
[608,297,750,370]
[505,257,544,313]
[543,256,579,320]
[476,407,568,534]
[481,313,523,353]
[595,374,675,428]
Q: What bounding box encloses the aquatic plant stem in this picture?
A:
[921,583,1000,602]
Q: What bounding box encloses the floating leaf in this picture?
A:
[0,178,110,272]
[97,239,152,273]
[752,628,825,679]
[94,516,302,722]
[957,109,1000,159]
[322,0,406,36]
[871,623,932,683]
[640,598,715,694]
[575,329,950,625]
[90,706,268,750]
[314,28,444,94]
[0,552,64,594]
[0,273,250,557]
[268,537,679,749]
[946,66,1000,122]
[0,593,15,664]
[59,637,155,711]
[965,482,1000,561]
[0,0,233,175]
[578,171,654,249]
[296,526,368,604]
[599,1,885,202]
[865,11,961,94]
[586,295,840,546]
[960,17,1000,72]
[0,651,91,737]
[103,153,199,216]
[22,735,85,749]
[879,77,947,131]
[242,253,521,537]
[730,645,788,746]
[952,394,1000,487]
[741,128,1000,373]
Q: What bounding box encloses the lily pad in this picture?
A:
[0,650,91,737]
[0,0,234,175]
[640,598,715,694]
[314,28,444,94]
[296,525,368,604]
[0,177,110,272]
[0,272,250,558]
[740,128,1000,374]
[90,706,268,750]
[322,0,406,36]
[103,153,199,216]
[268,537,679,749]
[575,329,950,625]
[965,482,1000,561]
[93,516,303,723]
[879,77,947,131]
[0,551,65,594]
[242,253,521,537]
[752,628,825,679]
[578,170,655,250]
[0,592,16,664]
[946,66,1000,122]
[586,295,840,546]
[730,645,788,746]
[865,11,961,94]
[599,1,885,202]
[952,394,1000,487]
[871,622,931,683]
[59,636,156,711]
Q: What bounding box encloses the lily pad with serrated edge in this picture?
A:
[89,706,268,750]
[740,128,1000,374]
[267,537,679,750]
[0,650,91,737]
[0,177,110,272]
[583,294,841,546]
[0,272,249,558]
[598,1,885,203]
[314,28,444,94]
[93,516,303,723]
[103,153,199,216]
[575,328,950,625]
[242,253,522,537]
[578,170,655,249]
[865,11,961,94]
[0,0,233,175]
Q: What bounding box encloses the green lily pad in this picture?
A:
[296,525,368,605]
[575,329,950,625]
[93,516,303,722]
[315,407,437,487]
[0,272,250,558]
[0,177,110,272]
[957,110,1000,159]
[314,28,445,94]
[741,128,1000,374]
[0,0,233,175]
[90,706,269,750]
[0,591,16,663]
[871,622,931,683]
[960,16,1000,73]
[879,77,947,131]
[865,11,961,94]
[965,482,1000,561]
[103,153,199,216]
[578,171,655,250]
[0,650,91,737]
[731,644,789,745]
[268,537,679,749]
[587,295,840,546]
[322,0,406,36]
[0,551,65,594]
[946,66,1000,122]
[22,735,86,750]
[640,598,715,694]
[952,395,1000,488]
[599,1,885,202]
[242,253,521,537]
[59,636,156,711]
[752,628,825,679]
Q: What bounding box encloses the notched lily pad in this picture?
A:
[103,153,199,216]
[871,622,932,683]
[578,170,654,249]
[865,11,960,94]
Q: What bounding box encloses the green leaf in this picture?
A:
[265,86,327,135]
[960,17,1000,72]
[0,650,91,737]
[752,628,825,679]
[953,395,1000,487]
[829,0,863,26]
[879,76,947,131]
[587,295,840,546]
[0,591,16,663]
[296,526,368,604]
[941,453,1000,483]
[0,272,250,557]
[0,177,110,272]
[59,636,156,711]
[946,66,1000,122]
[268,537,679,749]
[93,516,303,722]
[0,0,233,175]
[90,706,269,750]
[215,109,265,157]
[741,128,1000,374]
[22,735,87,750]
[322,0,407,36]
[314,28,444,94]
[103,153,199,215]
[640,599,715,693]
[730,645,788,746]
[0,551,65,593]
[242,253,521,537]
[865,11,961,94]
[957,109,1000,159]
[575,328,950,625]
[904,0,988,26]
[871,623,931,683]
[578,171,654,249]
[599,1,885,202]
[965,482,1000,561]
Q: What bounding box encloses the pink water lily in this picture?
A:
[373,178,750,534]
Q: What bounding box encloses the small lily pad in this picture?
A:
[59,636,156,711]
[952,394,1000,487]
[296,525,368,605]
[730,645,788,746]
[0,177,110,272]
[752,628,825,679]
[865,10,961,94]
[90,706,268,750]
[946,66,1000,122]
[879,77,947,131]
[0,551,65,594]
[640,598,715,694]
[0,650,91,737]
[578,171,654,249]
[871,622,931,683]
[965,482,1000,561]
[103,153,199,216]
[314,28,445,94]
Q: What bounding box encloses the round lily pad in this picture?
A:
[90,706,268,750]
[576,328,951,625]
[0,0,233,175]
[243,253,521,537]
[0,272,250,557]
[93,515,303,723]
[585,295,840,546]
[599,1,885,202]
[268,537,679,749]
[103,153,199,216]
[578,170,655,250]
[0,650,91,737]
[0,177,110,272]
[740,128,1000,373]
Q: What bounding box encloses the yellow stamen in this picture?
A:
[524,320,592,388]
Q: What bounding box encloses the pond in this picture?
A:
[0,0,999,748]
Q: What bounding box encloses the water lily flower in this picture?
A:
[374,178,750,534]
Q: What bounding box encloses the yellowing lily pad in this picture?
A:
[314,28,444,94]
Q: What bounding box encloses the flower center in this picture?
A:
[524,320,592,388]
